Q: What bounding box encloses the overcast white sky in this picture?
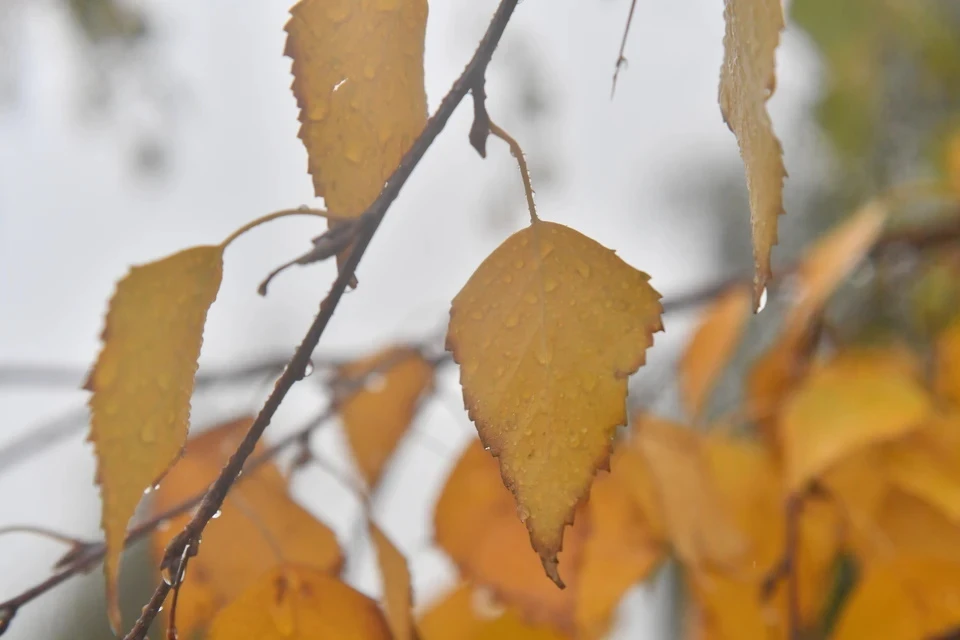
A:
[0,0,821,637]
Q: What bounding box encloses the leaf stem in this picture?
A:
[489,120,539,223]
[219,208,332,249]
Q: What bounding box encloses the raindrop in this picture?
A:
[157,520,171,532]
[303,360,315,377]
[143,486,153,496]
[332,78,348,92]
[576,261,591,278]
[297,204,311,211]
[504,314,519,328]
[756,286,769,313]
[544,279,559,292]
[212,509,223,520]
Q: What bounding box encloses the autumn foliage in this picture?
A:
[6,0,960,639]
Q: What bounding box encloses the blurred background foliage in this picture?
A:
[2,0,960,637]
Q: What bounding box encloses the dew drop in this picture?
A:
[143,485,154,496]
[544,279,558,292]
[303,360,315,377]
[212,509,222,520]
[504,314,519,328]
[514,259,525,270]
[535,348,553,366]
[576,261,591,278]
[523,292,538,304]
[160,565,176,586]
[470,310,484,320]
[539,242,555,259]
[757,286,769,313]
[501,274,513,284]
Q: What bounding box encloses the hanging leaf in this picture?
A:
[679,285,752,421]
[207,565,392,639]
[632,417,747,570]
[746,202,887,423]
[285,0,428,271]
[370,522,416,640]
[447,220,662,585]
[339,347,434,488]
[150,417,342,638]
[434,439,584,631]
[85,245,223,631]
[574,450,665,639]
[718,0,787,306]
[417,586,567,640]
[832,556,960,640]
[779,350,932,494]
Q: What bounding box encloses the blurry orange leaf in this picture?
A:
[719,0,787,306]
[434,439,584,630]
[633,417,747,569]
[417,586,567,640]
[472,611,570,640]
[339,347,434,487]
[151,417,342,638]
[284,0,427,270]
[370,522,415,640]
[447,220,662,585]
[936,320,960,406]
[832,556,960,640]
[85,245,223,631]
[575,450,665,638]
[946,129,960,196]
[679,285,752,421]
[207,565,391,640]
[746,204,887,422]
[779,351,931,493]
[885,434,960,525]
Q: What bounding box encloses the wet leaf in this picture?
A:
[679,285,752,421]
[719,0,787,305]
[832,555,960,640]
[447,220,662,585]
[632,417,747,570]
[85,245,223,630]
[339,347,434,488]
[779,350,931,493]
[285,0,427,270]
[151,417,342,638]
[207,565,391,640]
[370,522,416,640]
[433,439,583,631]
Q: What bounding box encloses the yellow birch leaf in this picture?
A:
[472,611,570,640]
[370,522,415,640]
[746,204,887,424]
[339,347,434,487]
[418,585,493,640]
[719,0,787,305]
[207,565,392,640]
[679,285,752,421]
[284,0,427,271]
[779,351,931,493]
[832,555,960,640]
[85,244,223,631]
[575,450,665,639]
[434,439,582,631]
[151,417,342,638]
[446,220,662,585]
[633,417,747,569]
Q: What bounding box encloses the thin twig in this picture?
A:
[488,121,539,223]
[612,0,638,96]
[0,525,90,549]
[760,495,803,640]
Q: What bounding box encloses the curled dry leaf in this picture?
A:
[679,285,752,421]
[746,203,887,423]
[151,417,342,638]
[718,0,787,306]
[779,350,932,494]
[85,245,223,631]
[207,565,391,640]
[285,0,427,273]
[832,555,960,640]
[446,220,662,586]
[632,416,747,570]
[433,439,583,631]
[370,522,416,640]
[338,346,434,488]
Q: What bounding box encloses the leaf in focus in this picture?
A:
[575,449,666,639]
[433,439,583,631]
[370,522,415,640]
[339,347,434,488]
[207,565,391,640]
[632,416,747,570]
[746,204,887,423]
[832,555,960,640]
[779,350,931,493]
[85,244,223,631]
[284,0,427,270]
[718,0,787,305]
[447,220,663,585]
[679,285,752,421]
[151,417,342,638]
